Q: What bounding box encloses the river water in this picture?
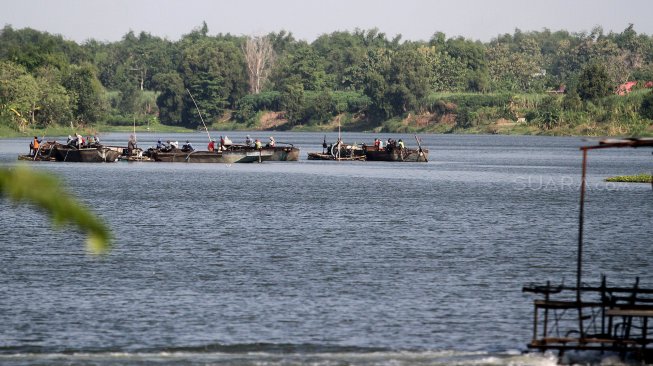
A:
[0,132,651,365]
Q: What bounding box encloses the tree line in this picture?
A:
[1,22,653,133]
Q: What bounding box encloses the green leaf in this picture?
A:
[0,165,111,254]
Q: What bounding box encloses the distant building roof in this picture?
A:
[616,81,638,95]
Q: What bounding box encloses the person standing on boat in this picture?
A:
[75,133,83,148]
[30,136,40,156]
[127,134,137,156]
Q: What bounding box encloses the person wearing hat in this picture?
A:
[182,140,194,152]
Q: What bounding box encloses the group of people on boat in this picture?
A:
[65,133,101,149]
[149,135,278,154]
[205,135,277,151]
[242,135,276,149]
[368,138,404,151]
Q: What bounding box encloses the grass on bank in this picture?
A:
[605,174,653,183]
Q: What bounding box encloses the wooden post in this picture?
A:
[577,148,588,338]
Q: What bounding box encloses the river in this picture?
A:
[0,132,651,365]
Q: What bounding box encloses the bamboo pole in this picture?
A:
[186,89,211,142]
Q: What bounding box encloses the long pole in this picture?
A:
[186,89,211,142]
[414,134,428,162]
[577,148,588,337]
[33,131,46,161]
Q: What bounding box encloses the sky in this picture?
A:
[2,0,653,44]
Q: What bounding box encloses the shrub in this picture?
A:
[640,92,653,120]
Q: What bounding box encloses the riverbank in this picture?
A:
[2,114,652,138]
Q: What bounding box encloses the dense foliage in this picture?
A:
[1,23,652,135]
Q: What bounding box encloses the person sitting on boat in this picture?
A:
[171,140,179,149]
[87,135,96,146]
[267,136,276,148]
[386,138,395,151]
[245,135,253,147]
[254,139,262,149]
[378,139,384,150]
[181,140,194,152]
[397,139,405,150]
[30,136,40,156]
[207,139,215,152]
[127,134,138,156]
[374,138,380,150]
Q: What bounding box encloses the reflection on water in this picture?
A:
[0,133,651,365]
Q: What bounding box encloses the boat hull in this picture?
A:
[149,149,272,163]
[265,146,300,161]
[53,145,120,162]
[364,148,429,162]
[307,152,365,161]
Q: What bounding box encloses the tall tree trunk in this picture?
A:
[242,35,276,94]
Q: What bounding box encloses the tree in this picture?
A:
[312,31,367,91]
[34,66,72,127]
[386,47,430,114]
[152,72,185,125]
[280,77,305,125]
[0,61,40,131]
[242,35,275,94]
[178,36,248,126]
[576,61,612,101]
[270,43,329,92]
[62,63,106,124]
[0,25,88,72]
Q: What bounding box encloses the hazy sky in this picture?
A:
[2,0,652,43]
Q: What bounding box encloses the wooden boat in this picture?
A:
[363,146,429,162]
[147,147,272,163]
[222,143,300,161]
[307,140,365,161]
[17,141,58,161]
[52,143,120,162]
[362,136,428,162]
[265,145,300,161]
